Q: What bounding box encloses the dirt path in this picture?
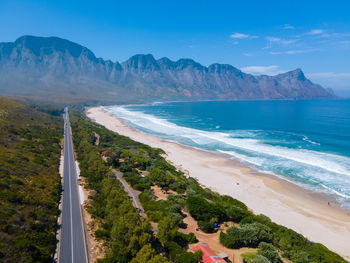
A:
[151,185,177,200]
[112,169,145,217]
[94,132,100,146]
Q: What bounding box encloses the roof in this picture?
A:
[101,150,108,155]
[191,244,226,263]
[218,252,228,258]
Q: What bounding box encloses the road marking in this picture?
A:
[67,115,74,263]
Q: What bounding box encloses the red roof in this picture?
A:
[101,151,108,155]
[191,243,226,263]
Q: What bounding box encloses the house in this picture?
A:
[191,243,227,263]
[101,150,108,156]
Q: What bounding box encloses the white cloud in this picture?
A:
[243,52,253,57]
[339,40,350,47]
[283,24,294,29]
[266,36,281,42]
[264,37,298,49]
[230,33,258,39]
[305,29,325,35]
[266,36,297,45]
[307,72,350,78]
[319,32,350,38]
[269,50,307,55]
[240,65,285,76]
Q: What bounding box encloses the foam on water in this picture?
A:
[106,105,350,207]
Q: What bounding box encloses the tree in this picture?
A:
[149,169,174,189]
[157,217,178,245]
[130,244,169,263]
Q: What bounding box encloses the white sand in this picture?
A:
[87,106,350,259]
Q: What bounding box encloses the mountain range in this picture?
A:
[0,35,334,103]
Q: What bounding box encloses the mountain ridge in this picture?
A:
[0,35,334,103]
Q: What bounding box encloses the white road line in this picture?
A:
[67,116,74,263]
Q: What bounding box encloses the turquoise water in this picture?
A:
[107,100,350,208]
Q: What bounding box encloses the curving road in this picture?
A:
[112,169,145,217]
[59,108,88,263]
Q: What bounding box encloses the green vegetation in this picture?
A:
[0,97,63,262]
[71,112,203,262]
[70,109,347,263]
[0,97,343,263]
[220,223,273,248]
[252,255,271,263]
[70,112,169,263]
[257,242,282,263]
[241,252,258,263]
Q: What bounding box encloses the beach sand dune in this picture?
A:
[86,106,350,259]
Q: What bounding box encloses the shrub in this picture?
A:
[220,223,273,248]
[165,241,202,263]
[226,206,250,222]
[167,204,182,214]
[252,255,271,263]
[186,196,227,222]
[167,194,185,205]
[173,232,198,247]
[149,169,174,189]
[220,228,243,248]
[198,220,215,233]
[258,242,282,263]
[169,212,184,226]
[157,217,178,245]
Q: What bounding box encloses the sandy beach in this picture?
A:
[86,106,350,259]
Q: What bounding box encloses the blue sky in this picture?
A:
[1,0,350,96]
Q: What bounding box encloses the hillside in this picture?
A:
[0,36,334,103]
[0,97,62,262]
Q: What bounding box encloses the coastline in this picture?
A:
[86,106,350,259]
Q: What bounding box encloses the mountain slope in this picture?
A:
[0,36,334,103]
[0,97,62,262]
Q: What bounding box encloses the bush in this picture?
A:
[149,169,174,190]
[174,232,198,247]
[169,212,184,226]
[226,206,250,222]
[219,229,242,248]
[220,223,273,248]
[198,220,215,233]
[186,196,227,222]
[258,242,282,263]
[167,204,182,214]
[252,255,271,263]
[167,194,185,205]
[165,241,202,263]
[186,232,198,244]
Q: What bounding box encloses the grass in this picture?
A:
[241,252,257,263]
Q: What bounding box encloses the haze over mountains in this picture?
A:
[0,36,334,103]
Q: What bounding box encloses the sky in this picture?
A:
[1,0,350,96]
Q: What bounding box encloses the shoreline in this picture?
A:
[86,106,350,259]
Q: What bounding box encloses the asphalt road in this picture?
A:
[59,108,88,263]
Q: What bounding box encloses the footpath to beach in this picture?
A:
[86,106,350,260]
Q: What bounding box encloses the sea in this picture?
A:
[106,100,350,209]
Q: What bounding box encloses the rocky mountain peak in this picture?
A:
[13,35,97,62]
[0,35,335,102]
[122,54,159,71]
[279,68,306,81]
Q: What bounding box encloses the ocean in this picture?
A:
[106,100,350,209]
